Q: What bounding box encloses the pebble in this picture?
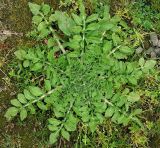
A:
[135,47,144,54]
[150,32,158,46]
[150,51,157,58]
[146,47,154,55]
[154,48,160,57]
[157,40,160,47]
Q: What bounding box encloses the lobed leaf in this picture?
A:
[29,86,43,97]
[28,2,41,15]
[10,99,22,107]
[20,108,27,121]
[49,132,59,144]
[61,129,70,141]
[5,107,18,120]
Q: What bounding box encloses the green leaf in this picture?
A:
[32,15,42,25]
[17,93,27,104]
[139,57,145,67]
[122,117,130,126]
[61,129,70,141]
[104,23,114,30]
[68,36,81,49]
[31,63,43,71]
[89,120,97,133]
[143,60,156,72]
[28,104,36,114]
[119,46,133,55]
[20,108,27,121]
[39,28,50,38]
[28,2,41,15]
[49,132,59,144]
[64,114,78,132]
[113,51,127,59]
[126,63,134,73]
[116,97,126,107]
[79,0,86,17]
[86,14,98,23]
[5,107,18,120]
[48,118,61,125]
[131,109,142,116]
[23,60,30,68]
[117,114,126,124]
[71,26,82,34]
[48,125,59,131]
[37,22,47,32]
[54,11,75,36]
[11,99,22,107]
[25,49,37,60]
[128,77,137,85]
[49,14,56,22]
[14,50,26,60]
[111,111,120,123]
[99,20,114,31]
[29,86,43,97]
[72,13,82,25]
[103,5,110,19]
[94,103,106,113]
[45,80,51,91]
[103,41,112,53]
[96,113,104,124]
[127,92,140,103]
[132,117,144,128]
[105,107,115,117]
[24,89,35,100]
[86,36,102,44]
[112,33,121,46]
[81,112,89,122]
[54,109,64,118]
[37,102,48,110]
[47,38,55,48]
[68,40,79,49]
[143,20,152,29]
[86,23,99,31]
[111,15,121,23]
[41,4,50,15]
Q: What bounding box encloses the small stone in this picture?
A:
[145,47,154,55]
[150,51,157,58]
[154,48,160,57]
[135,47,144,54]
[150,32,158,46]
[157,40,160,47]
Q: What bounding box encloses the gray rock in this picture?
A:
[146,47,154,55]
[154,48,160,56]
[135,47,144,54]
[150,51,157,58]
[157,40,160,47]
[150,32,158,46]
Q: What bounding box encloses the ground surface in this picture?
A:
[0,0,160,148]
[0,0,58,147]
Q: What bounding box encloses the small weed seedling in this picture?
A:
[5,1,157,145]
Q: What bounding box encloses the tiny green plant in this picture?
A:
[129,0,160,31]
[5,1,157,145]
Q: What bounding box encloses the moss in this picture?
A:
[149,0,160,11]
